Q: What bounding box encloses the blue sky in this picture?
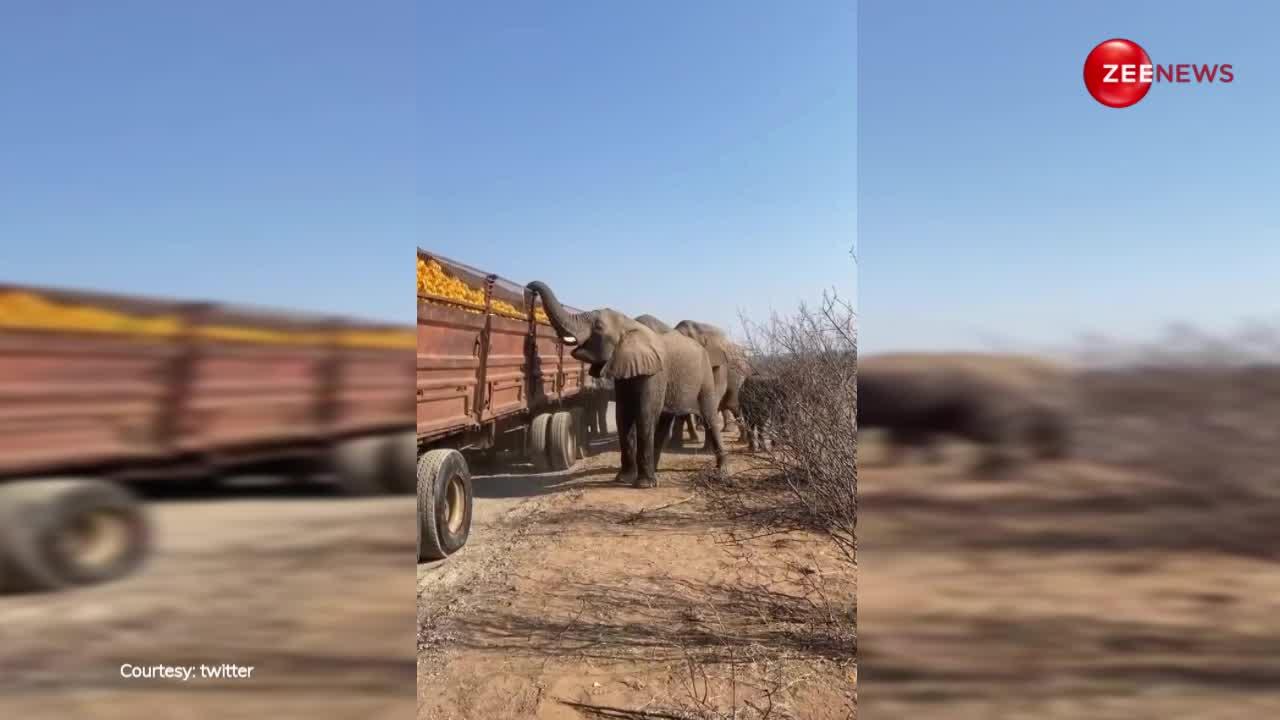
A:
[860,0,1280,352]
[423,2,857,335]
[1,2,416,323]
[7,3,1271,351]
[3,1,856,332]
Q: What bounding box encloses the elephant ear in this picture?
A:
[704,339,729,368]
[604,329,663,379]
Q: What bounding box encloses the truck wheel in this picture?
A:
[0,479,149,593]
[548,411,577,471]
[528,413,553,472]
[385,432,418,494]
[417,449,472,562]
[333,436,389,495]
[570,408,587,459]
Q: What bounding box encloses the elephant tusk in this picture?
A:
[562,335,576,344]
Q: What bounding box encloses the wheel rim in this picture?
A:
[56,509,132,571]
[445,473,465,534]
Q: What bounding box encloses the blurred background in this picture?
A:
[859,2,1280,718]
[1,3,416,718]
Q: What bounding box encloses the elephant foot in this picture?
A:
[705,461,729,485]
[633,476,658,489]
[614,470,638,484]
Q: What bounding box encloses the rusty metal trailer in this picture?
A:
[0,284,415,593]
[416,249,608,561]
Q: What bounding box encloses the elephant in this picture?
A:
[738,374,787,452]
[673,320,749,444]
[856,355,1073,471]
[633,314,673,334]
[633,314,710,448]
[526,281,726,487]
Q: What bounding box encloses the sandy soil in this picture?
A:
[418,430,856,719]
[856,438,1280,720]
[0,486,417,720]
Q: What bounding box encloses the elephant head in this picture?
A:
[633,314,673,334]
[526,281,663,380]
[674,320,732,368]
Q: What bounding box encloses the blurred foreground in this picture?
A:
[859,348,1280,719]
[0,284,417,718]
[0,480,416,719]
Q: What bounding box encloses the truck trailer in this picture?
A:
[0,284,415,593]
[416,249,608,562]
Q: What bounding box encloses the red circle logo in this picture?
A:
[1083,39,1152,108]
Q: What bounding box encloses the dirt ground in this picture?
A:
[0,484,417,720]
[418,428,857,719]
[856,436,1280,720]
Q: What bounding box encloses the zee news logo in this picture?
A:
[1083,39,1234,108]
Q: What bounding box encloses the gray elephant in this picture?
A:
[633,314,673,334]
[634,314,707,447]
[674,320,749,444]
[857,355,1072,470]
[738,374,786,452]
[526,282,726,487]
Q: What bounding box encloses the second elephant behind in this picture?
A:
[674,320,750,442]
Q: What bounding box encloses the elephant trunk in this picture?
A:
[525,281,594,345]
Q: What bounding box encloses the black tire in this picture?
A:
[385,432,418,494]
[333,436,389,495]
[528,413,553,472]
[0,479,150,593]
[548,411,577,471]
[417,449,473,562]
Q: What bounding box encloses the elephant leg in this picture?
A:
[683,415,697,441]
[668,414,686,449]
[701,410,726,452]
[615,399,637,484]
[700,393,726,471]
[594,401,607,438]
[583,399,596,437]
[633,378,666,488]
[653,412,676,473]
[633,409,659,489]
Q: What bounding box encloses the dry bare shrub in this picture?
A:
[634,292,860,719]
[731,291,858,566]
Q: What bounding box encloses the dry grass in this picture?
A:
[634,292,861,718]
